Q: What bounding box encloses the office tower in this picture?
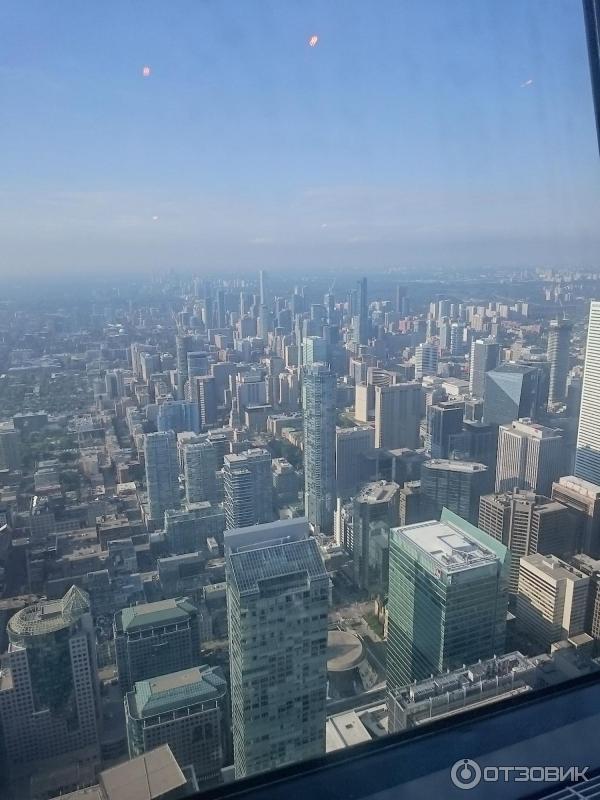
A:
[227,522,329,778]
[516,554,588,649]
[259,268,267,305]
[450,322,466,358]
[216,288,227,328]
[125,665,227,788]
[448,420,498,472]
[144,431,180,522]
[395,285,409,316]
[374,382,421,450]
[302,335,328,367]
[335,425,375,499]
[479,490,578,593]
[157,400,200,434]
[352,481,400,594]
[105,368,125,400]
[0,587,99,773]
[114,597,201,694]
[547,319,572,405]
[495,419,564,496]
[184,440,218,505]
[176,334,193,400]
[302,363,337,533]
[0,428,21,471]
[194,375,218,427]
[428,400,464,459]
[575,301,600,484]
[164,504,225,555]
[552,475,600,558]
[223,448,273,529]
[483,363,541,426]
[398,481,427,526]
[387,510,509,692]
[421,460,490,524]
[187,350,209,389]
[415,343,439,379]
[354,276,369,346]
[469,338,500,399]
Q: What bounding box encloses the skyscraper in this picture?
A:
[547,319,572,406]
[428,400,465,459]
[420,459,490,524]
[387,510,509,692]
[469,338,500,399]
[575,301,600,485]
[194,375,218,428]
[415,343,439,379]
[516,554,588,649]
[483,363,541,426]
[479,489,578,593]
[223,448,273,529]
[114,597,201,694]
[552,475,600,558]
[495,419,564,496]
[335,424,375,499]
[0,587,99,774]
[354,277,369,346]
[144,431,180,522]
[352,481,400,594]
[125,665,227,788]
[227,520,329,778]
[184,440,218,505]
[374,383,421,450]
[176,334,193,400]
[302,363,337,533]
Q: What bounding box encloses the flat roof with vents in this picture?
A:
[393,519,498,574]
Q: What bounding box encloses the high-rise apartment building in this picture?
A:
[374,383,421,451]
[495,419,564,496]
[484,363,541,426]
[125,665,227,788]
[184,440,218,505]
[223,449,273,529]
[552,475,600,558]
[144,431,180,523]
[0,587,99,775]
[387,510,509,692]
[114,597,201,694]
[176,334,193,400]
[302,335,328,368]
[335,425,375,499]
[421,459,490,524]
[547,319,572,406]
[194,375,218,428]
[157,400,200,434]
[516,554,588,649]
[469,338,500,399]
[227,520,329,778]
[478,489,578,593]
[302,363,337,534]
[575,301,600,485]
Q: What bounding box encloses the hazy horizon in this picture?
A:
[2,0,600,276]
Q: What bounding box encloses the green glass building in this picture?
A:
[387,509,510,695]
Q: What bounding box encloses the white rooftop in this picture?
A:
[395,519,497,573]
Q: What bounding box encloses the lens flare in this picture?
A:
[142,65,151,77]
[308,35,319,48]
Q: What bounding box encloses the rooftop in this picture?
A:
[8,585,90,639]
[392,518,498,574]
[424,459,487,473]
[355,481,399,504]
[229,536,327,596]
[99,745,187,800]
[129,665,226,719]
[119,597,196,633]
[521,553,588,583]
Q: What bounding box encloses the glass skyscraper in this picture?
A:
[483,363,541,427]
[387,509,509,694]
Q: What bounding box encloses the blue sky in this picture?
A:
[1,0,599,276]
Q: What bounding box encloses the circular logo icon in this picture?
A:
[451,759,482,790]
